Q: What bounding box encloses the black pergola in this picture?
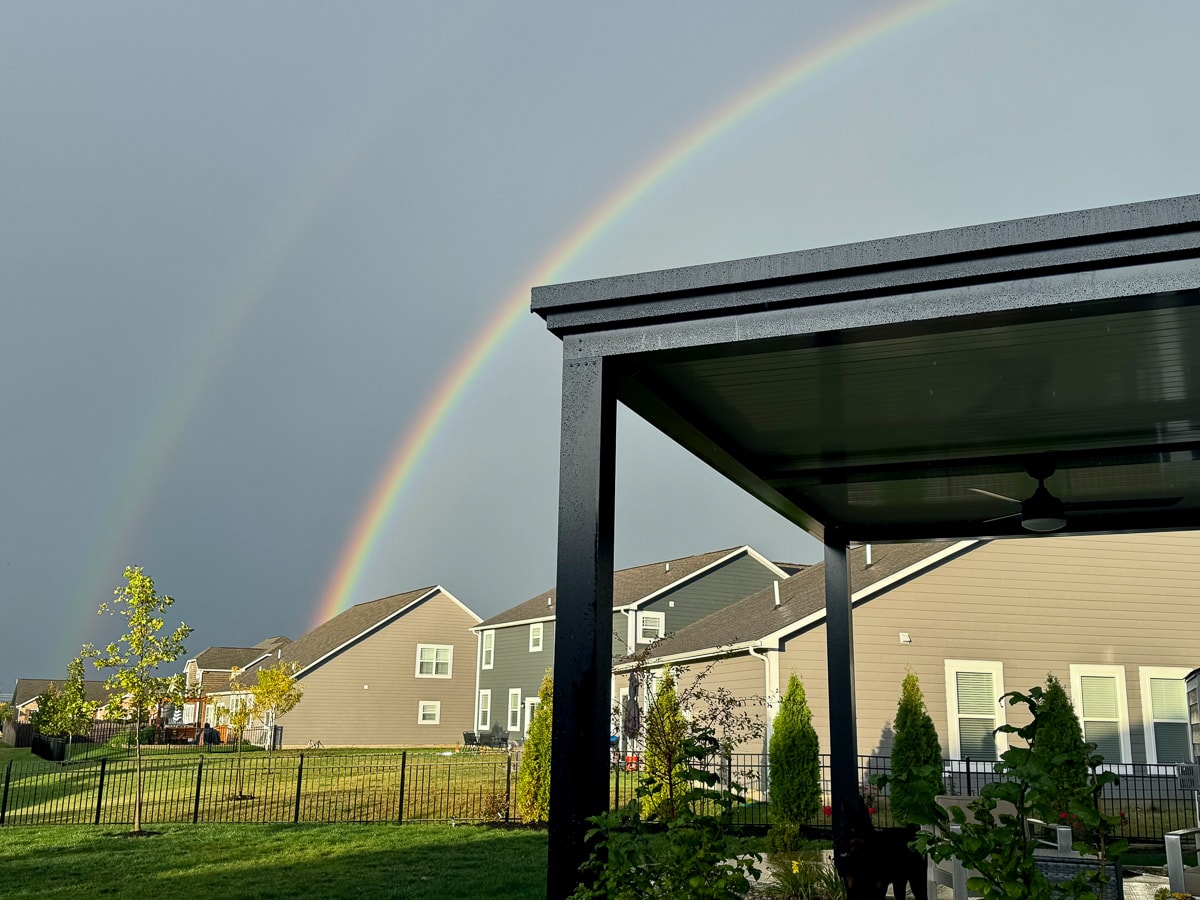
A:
[531,193,1200,898]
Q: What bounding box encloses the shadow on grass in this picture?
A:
[0,823,549,900]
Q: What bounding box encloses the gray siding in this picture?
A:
[477,618,555,737]
[639,553,781,645]
[275,592,478,748]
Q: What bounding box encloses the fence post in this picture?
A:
[293,753,304,823]
[613,760,620,812]
[505,754,512,823]
[397,750,406,825]
[192,756,204,824]
[0,760,11,826]
[965,758,972,796]
[94,758,107,825]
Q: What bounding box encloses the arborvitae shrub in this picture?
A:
[890,669,945,825]
[768,673,820,847]
[643,670,689,819]
[1030,672,1089,820]
[516,670,554,822]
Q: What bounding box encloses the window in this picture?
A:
[1070,664,1130,764]
[524,697,539,738]
[418,701,440,725]
[1140,666,1192,765]
[638,611,665,643]
[478,690,491,730]
[482,631,495,670]
[945,660,1006,761]
[529,623,543,653]
[508,689,522,731]
[416,644,452,678]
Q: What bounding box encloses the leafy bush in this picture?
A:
[766,852,845,900]
[1030,673,1089,822]
[768,674,820,847]
[915,684,1127,900]
[515,670,553,822]
[643,670,689,819]
[888,670,944,826]
[571,728,760,900]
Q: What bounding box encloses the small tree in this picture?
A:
[643,669,689,819]
[0,701,12,730]
[769,673,820,848]
[889,669,944,825]
[28,684,64,734]
[249,660,302,752]
[87,565,191,834]
[516,670,553,822]
[1030,673,1089,822]
[226,667,255,798]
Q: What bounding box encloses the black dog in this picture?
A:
[833,796,927,900]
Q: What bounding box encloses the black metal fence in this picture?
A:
[0,751,516,827]
[29,723,281,762]
[1,749,1196,840]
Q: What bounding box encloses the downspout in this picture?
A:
[748,645,775,790]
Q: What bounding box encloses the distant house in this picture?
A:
[472,546,798,744]
[183,636,292,726]
[231,586,481,748]
[12,677,115,723]
[629,532,1200,769]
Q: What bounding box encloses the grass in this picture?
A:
[1,749,517,826]
[0,823,547,899]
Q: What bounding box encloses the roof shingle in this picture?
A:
[477,547,761,628]
[640,542,976,660]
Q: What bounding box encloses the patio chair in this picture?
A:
[462,731,479,747]
[1166,826,1200,894]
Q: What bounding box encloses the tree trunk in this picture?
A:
[134,710,144,833]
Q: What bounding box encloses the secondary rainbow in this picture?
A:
[311,0,962,627]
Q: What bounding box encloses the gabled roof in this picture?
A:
[195,646,270,671]
[477,546,788,629]
[244,585,479,680]
[13,678,115,708]
[254,636,292,653]
[635,541,979,663]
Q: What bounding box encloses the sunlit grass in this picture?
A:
[0,823,548,899]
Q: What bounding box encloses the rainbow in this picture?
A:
[311,0,961,627]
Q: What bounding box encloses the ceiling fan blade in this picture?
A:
[969,488,1022,504]
[983,512,1022,524]
[1064,496,1183,512]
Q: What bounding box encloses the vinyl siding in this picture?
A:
[638,553,781,647]
[275,592,477,747]
[477,619,555,737]
[774,532,1200,762]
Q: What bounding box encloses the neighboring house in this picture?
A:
[234,585,481,748]
[472,546,799,743]
[183,636,292,726]
[630,531,1200,770]
[12,678,115,723]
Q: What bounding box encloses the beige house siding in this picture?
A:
[771,532,1200,763]
[276,591,478,748]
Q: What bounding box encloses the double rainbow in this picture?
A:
[310,0,960,628]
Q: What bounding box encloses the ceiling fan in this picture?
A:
[969,456,1182,533]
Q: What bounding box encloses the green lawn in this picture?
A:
[0,823,548,899]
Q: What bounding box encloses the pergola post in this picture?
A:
[823,531,857,837]
[546,355,616,900]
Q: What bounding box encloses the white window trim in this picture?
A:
[524,697,539,739]
[478,689,491,730]
[529,622,543,653]
[944,659,1008,761]
[415,643,453,679]
[482,631,495,670]
[1070,664,1132,765]
[417,700,441,725]
[638,611,665,644]
[1139,665,1192,765]
[508,688,522,732]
